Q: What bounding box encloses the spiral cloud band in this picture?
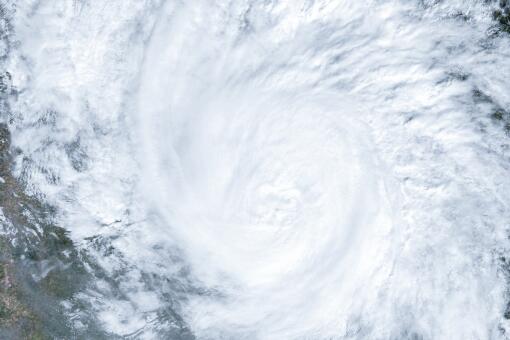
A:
[3,0,510,339]
[140,89,394,337]
[135,5,401,336]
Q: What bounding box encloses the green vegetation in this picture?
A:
[0,123,97,338]
[494,0,510,33]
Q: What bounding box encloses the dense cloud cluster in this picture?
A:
[1,1,510,339]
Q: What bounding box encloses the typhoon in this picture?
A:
[1,1,510,339]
